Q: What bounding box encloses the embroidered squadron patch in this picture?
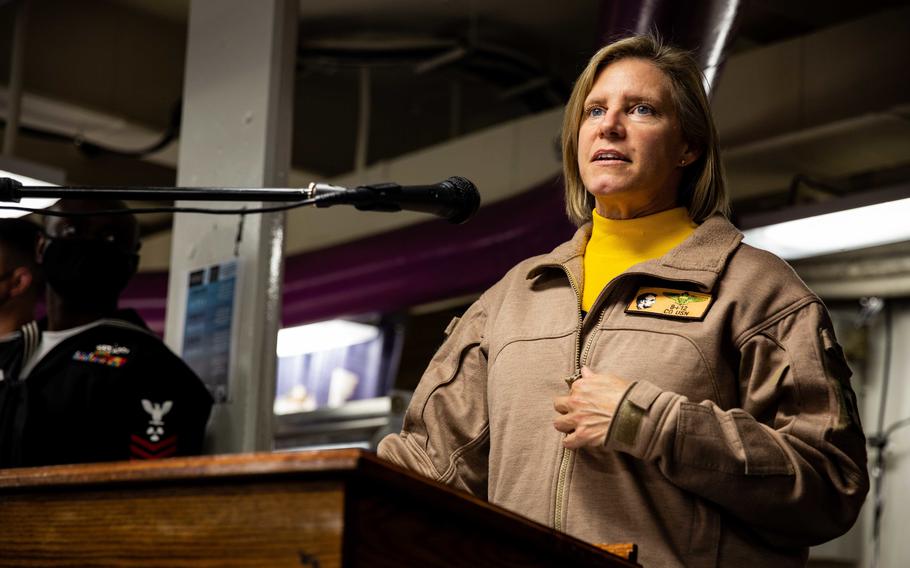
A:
[625,287,713,320]
[72,344,131,367]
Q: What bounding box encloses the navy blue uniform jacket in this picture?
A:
[0,310,213,467]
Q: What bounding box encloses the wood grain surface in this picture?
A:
[0,452,354,567]
[0,449,361,488]
[0,450,641,567]
[0,479,344,567]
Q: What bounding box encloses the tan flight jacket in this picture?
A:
[379,215,869,567]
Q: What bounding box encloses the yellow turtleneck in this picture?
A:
[582,207,696,312]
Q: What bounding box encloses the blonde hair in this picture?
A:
[561,34,729,226]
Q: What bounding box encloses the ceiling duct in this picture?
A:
[298,31,568,111]
[597,0,743,95]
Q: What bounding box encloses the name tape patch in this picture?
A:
[625,287,713,320]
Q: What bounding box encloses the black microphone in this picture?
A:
[310,176,481,224]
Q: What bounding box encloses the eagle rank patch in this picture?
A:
[625,287,713,320]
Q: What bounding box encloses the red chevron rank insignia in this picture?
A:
[130,434,177,460]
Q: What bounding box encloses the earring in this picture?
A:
[679,159,687,166]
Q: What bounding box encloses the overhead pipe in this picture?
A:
[3,0,30,155]
[354,66,371,172]
[596,0,743,95]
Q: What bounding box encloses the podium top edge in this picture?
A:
[0,449,365,489]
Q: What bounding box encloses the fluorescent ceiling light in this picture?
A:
[742,197,910,260]
[276,319,380,358]
[0,157,63,219]
[739,184,910,260]
[0,169,59,218]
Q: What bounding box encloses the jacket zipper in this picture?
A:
[553,266,618,532]
[553,265,583,532]
[549,263,705,531]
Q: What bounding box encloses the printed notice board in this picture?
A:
[182,260,237,403]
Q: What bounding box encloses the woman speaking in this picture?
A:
[379,35,868,567]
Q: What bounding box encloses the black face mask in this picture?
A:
[42,238,138,306]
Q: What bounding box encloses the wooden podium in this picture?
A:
[0,449,638,567]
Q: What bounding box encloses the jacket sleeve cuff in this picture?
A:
[605,380,677,459]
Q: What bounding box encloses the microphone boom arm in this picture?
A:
[0,176,313,203]
[0,175,480,224]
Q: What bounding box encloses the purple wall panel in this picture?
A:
[281,176,573,325]
[121,270,169,335]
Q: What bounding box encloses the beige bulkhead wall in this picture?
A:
[140,105,565,271]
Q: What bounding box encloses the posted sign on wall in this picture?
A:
[182,260,238,403]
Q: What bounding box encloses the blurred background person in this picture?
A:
[0,218,44,466]
[0,218,42,337]
[0,200,213,468]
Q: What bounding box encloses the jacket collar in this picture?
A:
[526,214,743,292]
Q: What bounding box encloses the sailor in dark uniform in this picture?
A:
[0,219,42,339]
[0,200,213,468]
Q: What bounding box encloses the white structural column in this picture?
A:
[164,0,297,453]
